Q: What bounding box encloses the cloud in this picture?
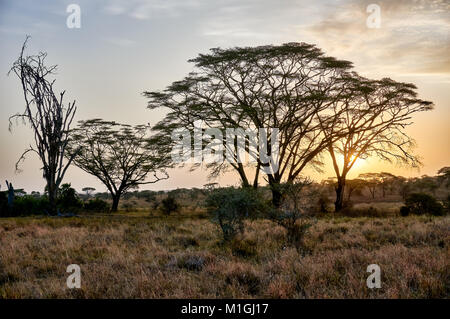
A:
[104,4,127,16]
[198,0,321,41]
[102,0,203,20]
[305,0,450,76]
[104,37,136,47]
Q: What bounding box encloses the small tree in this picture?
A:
[67,119,169,211]
[268,177,316,248]
[9,37,77,215]
[205,187,266,242]
[160,196,179,215]
[437,167,450,188]
[345,178,365,203]
[82,187,96,198]
[358,173,380,199]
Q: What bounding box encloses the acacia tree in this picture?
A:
[358,173,381,199]
[437,167,450,188]
[8,37,77,215]
[67,119,169,211]
[145,43,353,206]
[82,187,96,197]
[323,74,433,211]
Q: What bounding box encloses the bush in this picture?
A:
[404,193,444,216]
[339,206,391,218]
[231,238,258,258]
[316,193,331,214]
[205,187,267,242]
[269,179,316,249]
[57,183,83,213]
[8,195,49,216]
[400,206,410,217]
[443,194,450,214]
[84,198,109,212]
[161,196,179,215]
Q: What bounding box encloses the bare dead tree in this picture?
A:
[8,37,77,215]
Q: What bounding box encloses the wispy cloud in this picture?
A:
[104,37,136,47]
[102,0,203,20]
[305,0,450,76]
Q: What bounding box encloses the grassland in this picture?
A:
[0,209,448,299]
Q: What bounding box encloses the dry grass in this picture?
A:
[0,213,448,298]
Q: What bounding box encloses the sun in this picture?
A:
[349,155,367,173]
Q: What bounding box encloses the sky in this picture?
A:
[0,0,449,193]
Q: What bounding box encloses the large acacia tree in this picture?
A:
[145,42,354,206]
[67,119,169,211]
[9,37,77,215]
[323,74,433,211]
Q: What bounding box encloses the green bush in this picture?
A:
[404,193,444,216]
[205,187,266,242]
[84,198,109,212]
[9,195,49,216]
[57,183,83,213]
[161,196,179,215]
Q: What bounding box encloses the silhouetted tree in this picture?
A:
[358,173,380,199]
[345,178,365,203]
[8,37,77,215]
[67,119,169,211]
[145,43,353,206]
[324,74,432,211]
[437,167,450,188]
[82,187,96,197]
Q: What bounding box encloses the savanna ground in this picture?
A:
[0,204,448,299]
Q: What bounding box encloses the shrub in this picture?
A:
[268,179,316,249]
[8,195,49,216]
[339,206,390,218]
[400,206,410,217]
[205,187,267,242]
[316,193,331,214]
[161,196,179,215]
[404,193,444,216]
[443,194,450,214]
[84,198,109,212]
[122,202,137,212]
[57,183,83,213]
[231,238,258,258]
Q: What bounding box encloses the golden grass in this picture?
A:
[0,213,448,298]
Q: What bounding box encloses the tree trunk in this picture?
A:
[271,184,282,208]
[111,194,120,212]
[334,179,345,212]
[47,181,58,215]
